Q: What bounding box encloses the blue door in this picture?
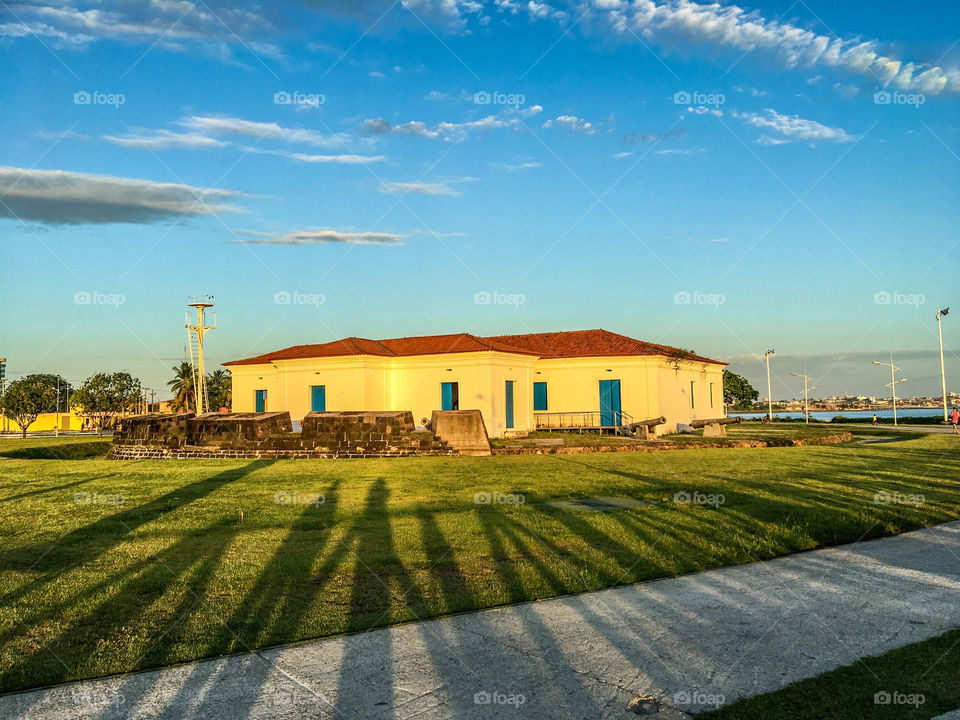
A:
[599,380,621,427]
[255,389,267,412]
[505,381,515,429]
[441,382,459,410]
[533,382,548,411]
[310,385,326,412]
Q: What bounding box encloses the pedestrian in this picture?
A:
[872,413,879,426]
[951,407,959,435]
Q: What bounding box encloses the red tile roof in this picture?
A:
[224,329,725,366]
[486,330,726,364]
[224,333,539,366]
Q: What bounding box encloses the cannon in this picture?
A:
[625,416,667,440]
[690,416,741,437]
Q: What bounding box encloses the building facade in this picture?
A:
[224,329,727,437]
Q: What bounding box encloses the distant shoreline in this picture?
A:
[730,406,943,413]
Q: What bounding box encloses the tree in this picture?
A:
[27,374,72,412]
[0,375,61,437]
[723,369,759,409]
[168,362,196,412]
[71,372,142,437]
[206,368,232,411]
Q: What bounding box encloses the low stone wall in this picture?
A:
[112,413,194,448]
[108,445,456,460]
[111,411,292,450]
[108,409,456,459]
[187,412,292,449]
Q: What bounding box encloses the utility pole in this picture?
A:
[0,358,6,433]
[765,349,775,421]
[937,308,949,423]
[791,372,815,424]
[873,352,907,426]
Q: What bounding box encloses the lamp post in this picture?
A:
[0,357,6,433]
[791,372,815,424]
[765,349,775,421]
[937,307,949,423]
[55,376,60,437]
[873,353,907,426]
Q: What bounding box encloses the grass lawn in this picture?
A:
[698,628,960,719]
[0,429,958,693]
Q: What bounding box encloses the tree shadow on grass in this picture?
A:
[0,473,112,504]
[1,461,270,586]
[201,479,343,658]
[112,478,347,720]
[0,441,111,460]
[0,461,272,693]
[331,477,437,717]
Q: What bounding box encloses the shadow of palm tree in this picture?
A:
[0,461,272,693]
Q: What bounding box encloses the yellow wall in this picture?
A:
[230,352,725,437]
[229,357,387,419]
[656,359,726,432]
[12,410,86,432]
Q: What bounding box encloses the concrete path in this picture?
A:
[832,423,958,435]
[2,522,958,720]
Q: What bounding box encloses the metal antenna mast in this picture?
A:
[185,296,215,414]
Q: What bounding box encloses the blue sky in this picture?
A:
[1,0,958,400]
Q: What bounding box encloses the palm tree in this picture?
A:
[206,369,232,411]
[168,362,196,412]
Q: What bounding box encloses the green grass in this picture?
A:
[0,430,958,693]
[698,629,960,719]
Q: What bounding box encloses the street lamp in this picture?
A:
[791,372,815,424]
[0,357,6,433]
[765,349,775,421]
[872,352,907,426]
[937,307,949,423]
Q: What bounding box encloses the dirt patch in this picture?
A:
[492,433,852,455]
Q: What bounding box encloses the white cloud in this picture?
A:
[613,151,634,159]
[181,115,351,149]
[589,0,959,95]
[0,3,280,59]
[0,166,244,225]
[233,228,405,245]
[543,114,596,134]
[103,130,229,150]
[733,108,853,144]
[520,104,543,117]
[624,128,685,144]
[360,115,515,140]
[34,129,90,142]
[401,0,484,31]
[500,160,542,170]
[242,147,385,164]
[378,181,460,196]
[525,1,566,21]
[687,105,723,117]
[733,85,768,97]
[656,148,706,155]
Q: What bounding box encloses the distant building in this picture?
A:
[225,329,727,437]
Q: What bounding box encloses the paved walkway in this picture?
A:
[833,423,958,435]
[2,522,958,720]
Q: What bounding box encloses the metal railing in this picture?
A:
[534,410,633,430]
